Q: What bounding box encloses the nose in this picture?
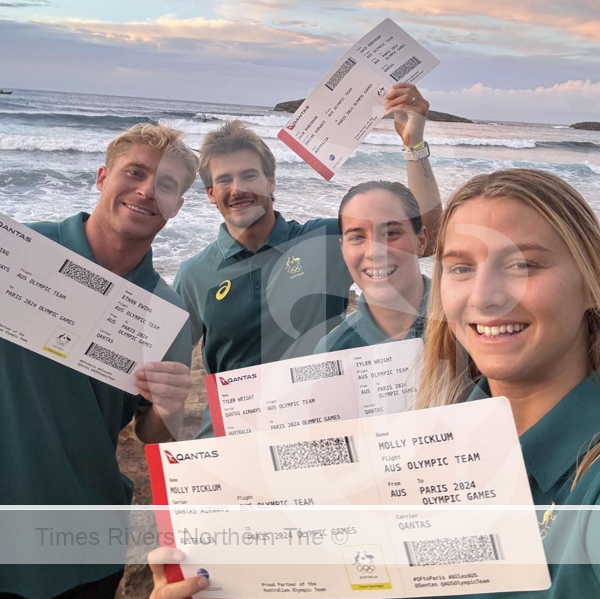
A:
[365,236,389,263]
[229,177,252,198]
[467,264,512,314]
[136,175,156,201]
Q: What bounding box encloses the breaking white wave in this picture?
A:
[584,161,600,175]
[0,134,108,153]
[200,112,291,128]
[428,137,537,149]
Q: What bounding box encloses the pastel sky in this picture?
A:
[1,0,599,123]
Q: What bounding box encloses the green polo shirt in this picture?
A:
[0,213,192,599]
[174,212,352,439]
[314,275,430,353]
[432,375,600,599]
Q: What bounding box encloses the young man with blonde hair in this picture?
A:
[0,123,197,599]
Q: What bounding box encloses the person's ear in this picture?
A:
[417,226,429,257]
[96,166,107,192]
[206,187,217,205]
[268,177,276,197]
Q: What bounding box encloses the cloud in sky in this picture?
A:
[1,5,599,123]
[423,79,600,124]
[0,0,51,6]
[35,14,344,49]
[358,0,600,44]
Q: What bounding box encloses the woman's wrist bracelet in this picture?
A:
[401,140,430,161]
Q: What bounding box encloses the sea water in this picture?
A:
[1,88,599,281]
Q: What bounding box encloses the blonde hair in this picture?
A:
[415,168,600,486]
[106,123,198,193]
[198,119,276,187]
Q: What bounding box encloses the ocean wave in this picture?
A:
[552,125,570,129]
[537,141,600,152]
[0,134,107,153]
[161,110,199,119]
[0,111,158,129]
[584,161,600,175]
[427,137,537,149]
[196,112,291,128]
[269,145,305,164]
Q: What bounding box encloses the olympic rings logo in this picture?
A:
[285,256,303,276]
[356,564,376,573]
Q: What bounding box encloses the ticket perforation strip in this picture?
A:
[278,19,440,179]
[0,212,189,392]
[146,398,550,597]
[206,338,423,437]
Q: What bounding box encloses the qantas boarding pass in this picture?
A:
[146,398,550,597]
[206,338,423,436]
[278,19,440,179]
[0,211,189,393]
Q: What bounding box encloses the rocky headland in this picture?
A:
[571,122,600,131]
[274,99,473,123]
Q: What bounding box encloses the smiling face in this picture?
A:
[340,189,427,306]
[206,149,275,232]
[441,196,591,388]
[95,143,185,242]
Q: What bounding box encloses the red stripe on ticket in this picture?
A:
[277,129,335,180]
[205,373,226,437]
[144,444,185,588]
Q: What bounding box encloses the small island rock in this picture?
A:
[571,122,600,131]
[274,99,472,123]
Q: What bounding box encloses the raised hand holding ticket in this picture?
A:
[278,19,440,179]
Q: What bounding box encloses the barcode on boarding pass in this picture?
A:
[404,534,504,567]
[84,342,137,374]
[325,57,357,92]
[270,436,357,471]
[290,359,343,384]
[59,259,114,296]
[390,56,422,82]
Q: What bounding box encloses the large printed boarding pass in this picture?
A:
[278,19,440,179]
[206,338,423,436]
[146,398,550,597]
[0,211,189,392]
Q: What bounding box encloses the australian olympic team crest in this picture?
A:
[285,255,304,279]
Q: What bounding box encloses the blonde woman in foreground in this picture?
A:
[416,168,600,597]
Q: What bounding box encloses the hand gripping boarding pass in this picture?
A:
[0,211,189,393]
[146,397,550,597]
[278,19,440,179]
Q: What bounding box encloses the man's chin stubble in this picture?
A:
[225,207,266,229]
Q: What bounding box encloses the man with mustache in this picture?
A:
[175,83,441,439]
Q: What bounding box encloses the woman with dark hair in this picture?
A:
[315,82,439,352]
[315,180,429,352]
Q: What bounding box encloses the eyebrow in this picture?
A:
[123,161,150,171]
[343,226,364,235]
[343,221,406,235]
[214,168,259,181]
[442,242,552,261]
[380,220,406,228]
